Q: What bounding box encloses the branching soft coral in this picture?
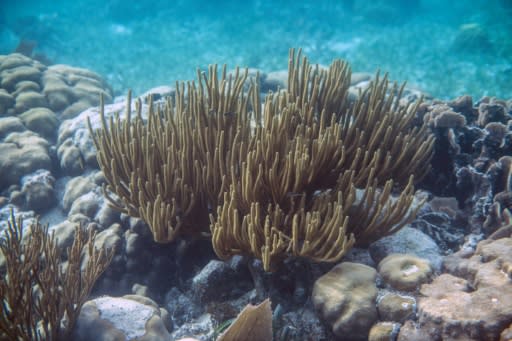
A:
[0,213,114,340]
[90,48,434,271]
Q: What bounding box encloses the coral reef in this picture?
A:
[0,130,52,191]
[377,253,433,291]
[0,53,113,193]
[90,49,434,271]
[2,48,511,340]
[0,53,112,121]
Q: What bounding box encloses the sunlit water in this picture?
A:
[2,0,511,99]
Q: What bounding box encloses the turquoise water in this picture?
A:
[2,0,511,99]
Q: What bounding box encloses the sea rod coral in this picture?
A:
[0,213,114,341]
[89,49,434,271]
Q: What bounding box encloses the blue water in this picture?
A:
[2,0,511,99]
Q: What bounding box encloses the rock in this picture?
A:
[73,295,172,341]
[132,283,150,297]
[191,260,238,304]
[312,262,378,340]
[0,130,52,191]
[343,247,376,267]
[369,227,443,271]
[165,288,217,340]
[20,169,56,212]
[420,204,462,248]
[170,314,214,341]
[378,254,433,291]
[19,107,59,140]
[165,287,204,326]
[275,306,328,341]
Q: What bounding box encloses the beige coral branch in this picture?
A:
[0,212,114,340]
[90,48,434,271]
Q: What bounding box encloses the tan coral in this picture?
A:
[90,49,435,271]
[211,50,433,270]
[378,253,433,291]
[312,262,379,340]
[0,53,112,124]
[0,213,114,341]
[400,235,512,341]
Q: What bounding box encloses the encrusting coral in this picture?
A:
[0,212,114,341]
[89,49,434,271]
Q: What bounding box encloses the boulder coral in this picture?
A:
[0,130,52,191]
[0,53,113,123]
[398,233,512,340]
[378,253,434,291]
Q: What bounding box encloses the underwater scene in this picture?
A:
[0,0,511,340]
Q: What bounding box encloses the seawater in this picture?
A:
[1,0,511,99]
